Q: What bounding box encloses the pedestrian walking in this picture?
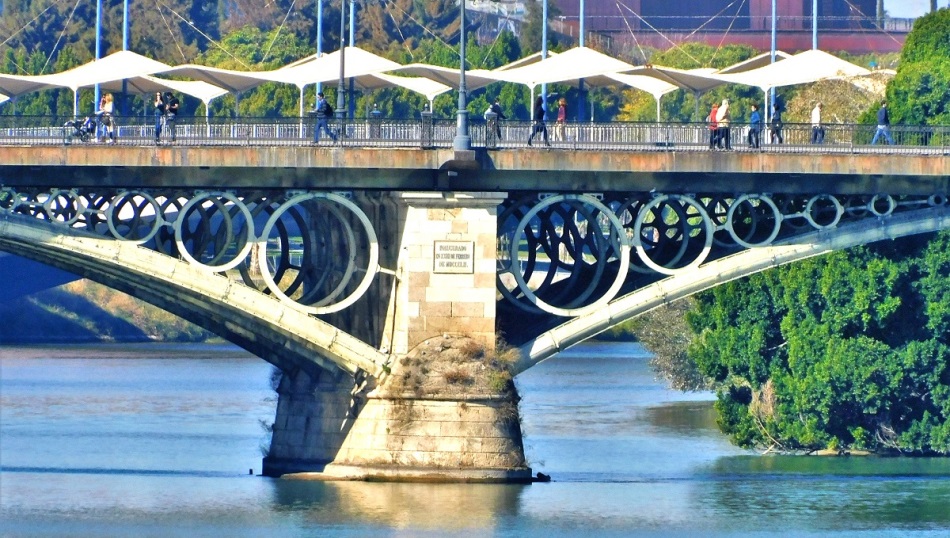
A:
[811,102,824,144]
[708,103,719,149]
[153,92,165,144]
[312,92,337,144]
[527,96,549,147]
[489,97,507,140]
[748,104,762,149]
[553,98,567,142]
[164,92,180,142]
[716,99,731,150]
[770,103,783,144]
[96,93,116,144]
[871,101,894,145]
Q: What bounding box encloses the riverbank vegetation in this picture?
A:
[688,232,950,455]
[0,280,213,343]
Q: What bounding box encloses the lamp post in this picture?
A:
[769,0,776,122]
[578,0,586,122]
[540,0,548,118]
[349,0,355,119]
[317,0,323,94]
[94,0,102,107]
[453,0,471,150]
[336,0,346,120]
[122,0,129,115]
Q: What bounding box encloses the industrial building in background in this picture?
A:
[472,0,914,53]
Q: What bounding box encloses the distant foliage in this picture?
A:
[688,233,950,454]
[887,8,950,126]
[0,280,213,343]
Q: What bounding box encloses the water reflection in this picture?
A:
[640,401,720,435]
[697,455,950,531]
[269,480,527,531]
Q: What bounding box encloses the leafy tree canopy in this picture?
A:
[884,8,950,127]
[688,234,950,454]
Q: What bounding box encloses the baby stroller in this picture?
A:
[64,116,96,143]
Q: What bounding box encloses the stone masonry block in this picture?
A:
[451,301,487,318]
[408,280,426,302]
[429,273,475,289]
[427,208,463,220]
[427,287,494,305]
[408,316,427,334]
[420,301,452,317]
[407,257,434,274]
[473,272,496,289]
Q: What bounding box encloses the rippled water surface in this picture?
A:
[2,342,950,537]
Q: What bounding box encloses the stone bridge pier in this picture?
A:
[262,191,533,482]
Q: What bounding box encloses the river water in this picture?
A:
[2,342,949,537]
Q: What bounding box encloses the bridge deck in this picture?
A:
[0,145,946,196]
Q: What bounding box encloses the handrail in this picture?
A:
[0,115,945,155]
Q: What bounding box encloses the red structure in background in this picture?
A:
[550,0,910,53]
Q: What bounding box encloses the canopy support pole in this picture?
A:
[299,85,306,138]
[530,86,536,120]
[204,100,211,138]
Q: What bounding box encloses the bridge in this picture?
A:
[2,120,949,482]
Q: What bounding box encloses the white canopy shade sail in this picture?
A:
[371,72,451,102]
[45,50,173,91]
[604,73,680,121]
[492,47,640,88]
[97,75,229,117]
[270,47,453,115]
[156,64,276,94]
[98,75,228,103]
[494,50,558,71]
[0,73,61,99]
[619,65,731,94]
[384,63,502,91]
[718,49,871,92]
[716,50,792,74]
[271,46,402,87]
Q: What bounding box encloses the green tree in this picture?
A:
[885,9,950,127]
[688,235,950,454]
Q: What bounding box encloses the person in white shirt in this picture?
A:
[811,102,824,144]
[96,93,115,144]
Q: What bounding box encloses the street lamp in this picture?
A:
[336,0,346,119]
[453,0,471,150]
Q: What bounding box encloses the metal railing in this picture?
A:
[0,114,947,155]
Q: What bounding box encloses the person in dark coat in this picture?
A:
[164,92,180,142]
[748,104,762,149]
[527,96,549,147]
[770,103,783,144]
[871,101,894,145]
[153,92,165,143]
[489,97,506,140]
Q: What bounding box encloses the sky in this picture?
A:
[888,0,933,18]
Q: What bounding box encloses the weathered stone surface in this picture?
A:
[263,335,530,482]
